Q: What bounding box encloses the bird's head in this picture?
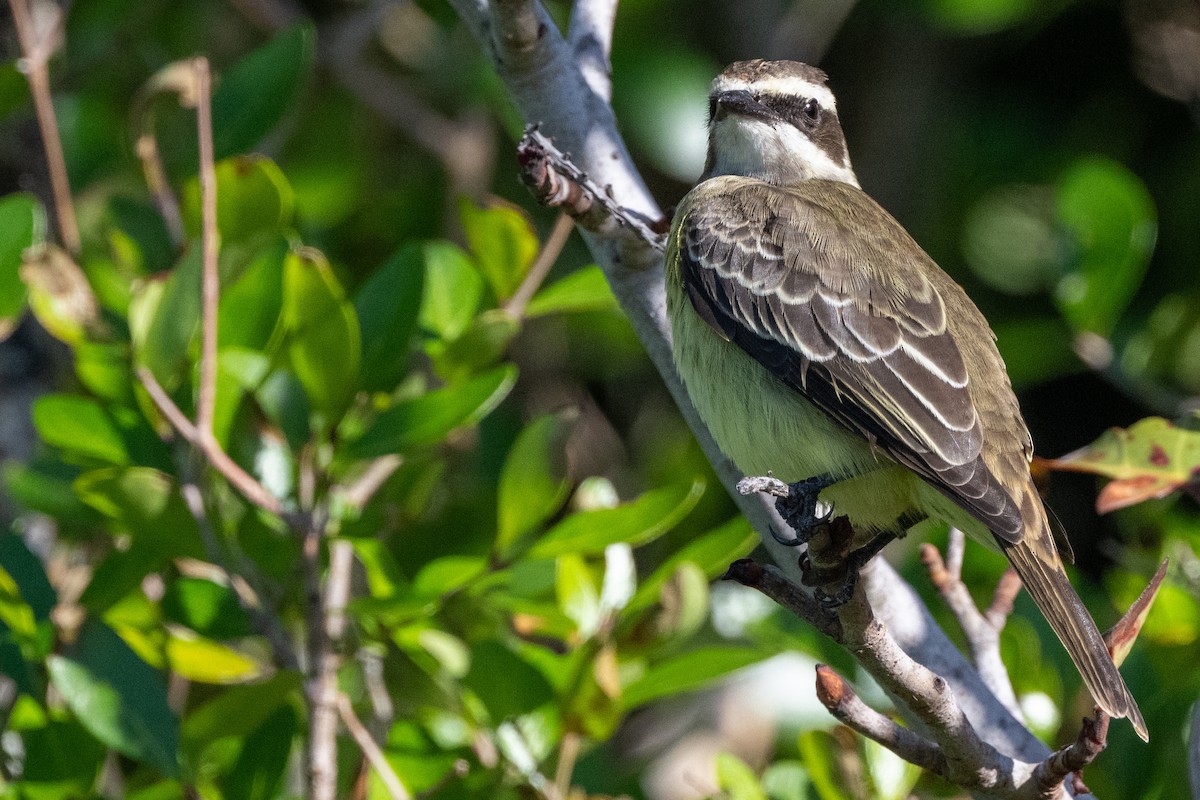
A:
[703,60,859,188]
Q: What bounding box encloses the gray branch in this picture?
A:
[442,0,1102,790]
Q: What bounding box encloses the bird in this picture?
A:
[664,59,1147,741]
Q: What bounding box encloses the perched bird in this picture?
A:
[665,59,1147,740]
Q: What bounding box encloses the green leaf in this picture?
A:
[529,479,705,559]
[344,365,517,458]
[356,242,425,392]
[630,516,757,613]
[0,532,56,623]
[162,577,251,639]
[73,467,202,555]
[496,412,574,558]
[3,460,98,523]
[797,731,851,800]
[33,394,129,464]
[181,156,293,242]
[218,236,287,353]
[181,671,303,747]
[459,198,539,300]
[1054,157,1156,336]
[716,752,768,800]
[462,640,554,720]
[556,553,601,636]
[211,23,315,159]
[924,0,1039,35]
[0,192,41,334]
[1046,416,1200,513]
[225,704,297,800]
[411,555,488,598]
[19,719,105,789]
[433,309,521,381]
[418,241,483,341]
[47,618,180,777]
[282,248,361,419]
[864,737,922,800]
[622,646,767,709]
[75,341,135,405]
[166,629,264,684]
[525,265,617,318]
[129,245,201,389]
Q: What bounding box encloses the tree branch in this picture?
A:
[568,0,617,102]
[8,0,80,255]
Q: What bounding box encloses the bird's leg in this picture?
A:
[770,473,837,546]
[804,528,899,608]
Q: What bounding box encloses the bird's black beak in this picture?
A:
[713,90,772,124]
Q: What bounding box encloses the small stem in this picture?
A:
[338,693,411,800]
[8,0,79,255]
[193,57,220,438]
[505,212,574,318]
[553,731,580,798]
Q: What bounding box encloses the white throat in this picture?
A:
[707,116,860,187]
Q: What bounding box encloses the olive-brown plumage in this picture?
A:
[667,60,1146,740]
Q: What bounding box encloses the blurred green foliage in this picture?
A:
[0,0,1197,798]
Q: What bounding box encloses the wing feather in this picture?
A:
[679,181,1023,540]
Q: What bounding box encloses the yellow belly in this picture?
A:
[668,281,978,535]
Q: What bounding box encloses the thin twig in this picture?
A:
[193,57,219,438]
[9,0,79,254]
[553,731,581,799]
[335,455,403,515]
[814,665,946,774]
[920,539,1022,719]
[338,693,411,800]
[138,366,296,524]
[505,213,574,318]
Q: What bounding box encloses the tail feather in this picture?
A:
[1000,486,1147,741]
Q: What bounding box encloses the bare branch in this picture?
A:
[193,57,220,439]
[1032,713,1108,798]
[137,366,297,525]
[505,212,575,318]
[722,559,840,640]
[568,0,617,102]
[814,665,946,775]
[921,534,1022,719]
[339,693,412,800]
[8,0,79,254]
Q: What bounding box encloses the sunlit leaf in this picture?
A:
[48,618,180,777]
[556,553,601,637]
[33,394,129,464]
[621,646,767,709]
[129,245,201,389]
[797,730,851,800]
[459,198,539,300]
[496,412,574,558]
[344,364,517,458]
[282,248,361,419]
[433,309,520,381]
[1045,417,1200,513]
[418,241,483,341]
[166,628,264,684]
[529,479,705,559]
[715,751,767,800]
[0,192,41,336]
[629,516,757,613]
[524,265,617,318]
[181,156,293,242]
[162,577,252,639]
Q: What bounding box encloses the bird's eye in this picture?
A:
[801,98,821,123]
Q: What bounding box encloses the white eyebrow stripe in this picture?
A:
[710,76,837,112]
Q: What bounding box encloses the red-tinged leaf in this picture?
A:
[1106,558,1168,667]
[1046,417,1200,513]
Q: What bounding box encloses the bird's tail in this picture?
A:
[999,484,1148,742]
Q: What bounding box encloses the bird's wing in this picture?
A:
[678,180,1022,541]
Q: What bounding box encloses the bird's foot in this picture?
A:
[801,520,897,609]
[771,473,837,546]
